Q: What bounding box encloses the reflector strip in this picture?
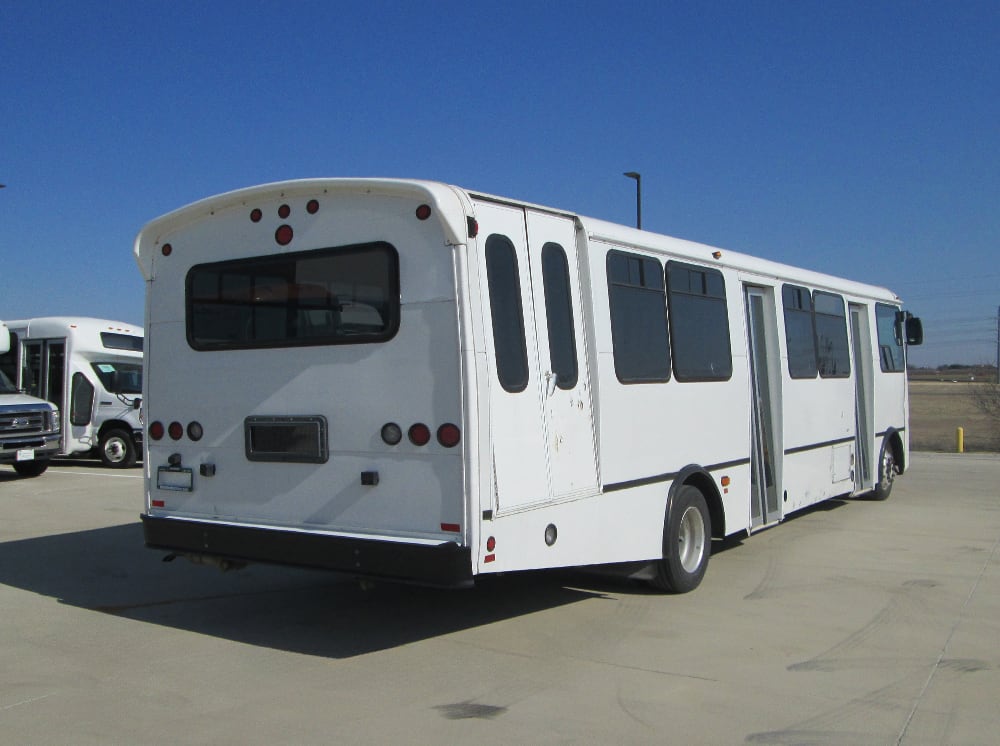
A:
[484,554,495,563]
[441,523,460,532]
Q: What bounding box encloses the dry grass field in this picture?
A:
[909,381,998,452]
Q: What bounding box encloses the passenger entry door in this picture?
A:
[525,210,599,499]
[745,286,781,528]
[850,304,874,491]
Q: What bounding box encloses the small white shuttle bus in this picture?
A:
[2,318,144,467]
[135,179,922,592]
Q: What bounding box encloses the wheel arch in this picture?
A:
[882,427,905,475]
[97,419,136,441]
[669,465,725,539]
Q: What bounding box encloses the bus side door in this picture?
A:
[525,210,599,499]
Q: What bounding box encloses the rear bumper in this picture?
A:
[141,514,474,587]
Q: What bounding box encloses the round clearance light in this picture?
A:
[437,423,461,448]
[161,243,172,257]
[187,421,204,441]
[250,208,262,223]
[486,536,496,552]
[278,204,291,219]
[408,423,431,446]
[275,225,293,246]
[415,204,432,221]
[306,199,319,214]
[168,421,184,440]
[149,421,165,441]
[544,523,558,546]
[381,422,402,446]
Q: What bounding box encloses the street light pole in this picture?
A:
[623,172,641,229]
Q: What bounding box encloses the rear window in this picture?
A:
[187,242,400,350]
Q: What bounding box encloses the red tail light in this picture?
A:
[408,423,431,446]
[437,423,461,448]
[149,421,164,440]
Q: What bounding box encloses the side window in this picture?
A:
[814,291,850,378]
[70,372,95,426]
[782,284,818,378]
[541,243,579,389]
[876,303,905,372]
[666,262,732,381]
[485,234,529,392]
[607,251,670,383]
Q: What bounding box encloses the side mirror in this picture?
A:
[905,316,923,346]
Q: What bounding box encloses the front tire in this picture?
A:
[13,459,49,477]
[99,428,137,468]
[871,443,896,501]
[651,485,711,593]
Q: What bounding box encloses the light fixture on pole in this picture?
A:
[623,172,641,229]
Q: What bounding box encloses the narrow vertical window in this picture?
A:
[782,284,818,379]
[485,234,529,392]
[541,243,578,389]
[814,291,850,378]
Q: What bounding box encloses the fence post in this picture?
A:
[957,427,965,453]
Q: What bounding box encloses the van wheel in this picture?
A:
[651,485,711,593]
[100,429,137,468]
[871,444,896,501]
[13,459,49,477]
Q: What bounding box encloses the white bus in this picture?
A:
[2,318,144,468]
[134,179,922,592]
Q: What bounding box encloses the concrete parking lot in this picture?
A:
[1,452,998,744]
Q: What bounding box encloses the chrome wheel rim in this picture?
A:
[678,505,706,573]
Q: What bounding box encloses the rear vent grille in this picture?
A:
[244,415,328,463]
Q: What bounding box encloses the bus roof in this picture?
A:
[5,317,144,341]
[134,178,902,304]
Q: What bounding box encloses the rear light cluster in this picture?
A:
[149,420,203,442]
[380,422,460,448]
[247,200,321,248]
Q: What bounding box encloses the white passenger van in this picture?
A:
[134,179,922,591]
[2,318,143,467]
[0,321,62,476]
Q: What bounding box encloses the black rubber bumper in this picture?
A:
[141,513,474,587]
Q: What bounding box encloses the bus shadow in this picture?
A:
[0,523,612,659]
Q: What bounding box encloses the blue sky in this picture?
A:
[2,1,997,367]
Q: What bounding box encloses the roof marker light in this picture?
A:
[161,244,172,256]
[250,208,262,223]
[275,225,293,246]
[307,199,319,214]
[415,204,432,220]
[278,204,291,219]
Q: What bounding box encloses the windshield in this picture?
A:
[0,368,17,394]
[90,362,143,394]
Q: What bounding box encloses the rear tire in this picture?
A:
[651,485,711,593]
[871,443,896,501]
[99,428,137,468]
[13,459,49,477]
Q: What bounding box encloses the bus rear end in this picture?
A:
[134,180,475,585]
